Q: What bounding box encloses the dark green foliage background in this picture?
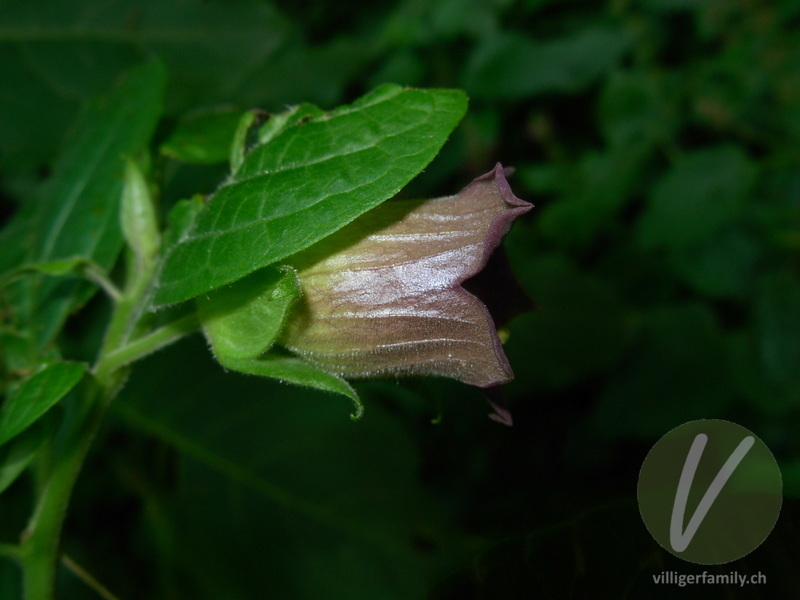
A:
[1,0,799,598]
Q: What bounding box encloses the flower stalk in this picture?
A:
[14,160,197,600]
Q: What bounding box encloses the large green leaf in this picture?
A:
[463,27,632,100]
[154,84,468,306]
[7,60,165,347]
[29,59,165,268]
[637,146,757,250]
[0,361,86,447]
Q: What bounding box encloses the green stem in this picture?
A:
[18,251,173,599]
[81,263,122,303]
[20,383,107,600]
[61,554,121,600]
[98,254,153,362]
[93,313,199,383]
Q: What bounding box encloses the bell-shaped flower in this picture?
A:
[279,163,532,388]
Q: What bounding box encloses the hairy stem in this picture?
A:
[94,313,199,382]
[17,249,187,599]
[20,383,106,600]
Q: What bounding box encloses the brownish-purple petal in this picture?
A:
[280,163,532,387]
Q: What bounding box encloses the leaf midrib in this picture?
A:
[176,94,434,244]
[36,103,124,261]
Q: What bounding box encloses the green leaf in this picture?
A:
[256,103,325,146]
[598,69,678,148]
[668,226,762,298]
[155,84,468,306]
[198,266,300,361]
[230,104,325,175]
[219,354,362,419]
[160,107,244,165]
[637,146,756,250]
[537,147,649,248]
[162,195,207,250]
[14,258,91,278]
[0,258,92,286]
[197,264,361,417]
[0,257,120,302]
[229,111,260,174]
[0,331,35,381]
[0,361,86,447]
[32,59,165,267]
[463,27,632,100]
[11,60,166,347]
[0,424,47,494]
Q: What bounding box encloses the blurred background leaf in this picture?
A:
[71,337,466,599]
